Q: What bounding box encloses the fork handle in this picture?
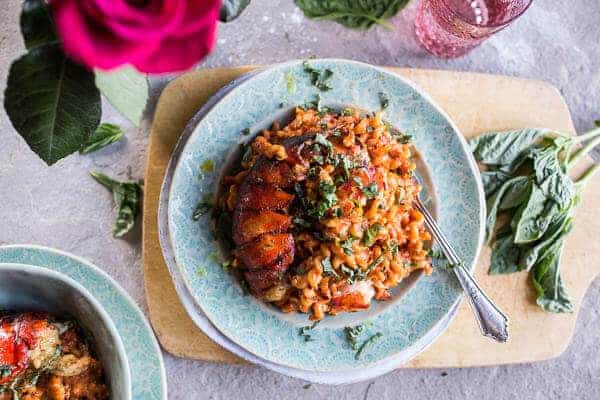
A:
[452,264,509,342]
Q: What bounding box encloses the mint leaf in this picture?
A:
[5,44,101,165]
[91,171,142,238]
[80,123,124,154]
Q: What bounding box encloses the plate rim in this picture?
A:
[162,59,485,379]
[0,244,168,399]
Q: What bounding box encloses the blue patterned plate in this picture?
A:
[167,59,485,373]
[0,245,167,400]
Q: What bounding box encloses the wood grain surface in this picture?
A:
[142,66,600,367]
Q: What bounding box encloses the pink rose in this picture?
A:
[49,0,221,73]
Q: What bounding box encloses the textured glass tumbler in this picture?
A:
[415,0,533,58]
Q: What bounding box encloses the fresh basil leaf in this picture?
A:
[469,129,548,168]
[90,171,142,238]
[295,0,409,30]
[519,214,572,271]
[480,170,512,197]
[498,176,530,211]
[532,241,573,313]
[5,44,101,165]
[362,223,381,246]
[489,230,522,275]
[80,123,124,154]
[20,0,58,50]
[513,184,551,244]
[220,0,251,22]
[484,176,529,243]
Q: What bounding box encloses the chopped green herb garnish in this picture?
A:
[322,256,338,277]
[197,266,207,277]
[285,71,296,94]
[303,61,333,91]
[379,92,389,110]
[341,237,355,255]
[342,108,354,116]
[241,128,251,135]
[334,207,343,217]
[199,159,215,174]
[299,321,320,342]
[429,248,445,259]
[313,154,324,165]
[344,322,372,349]
[386,239,399,257]
[192,198,213,220]
[362,223,381,246]
[354,332,383,360]
[353,177,379,199]
[293,217,312,229]
[314,133,333,151]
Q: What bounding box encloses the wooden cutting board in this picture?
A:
[142,66,600,367]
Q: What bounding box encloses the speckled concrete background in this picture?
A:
[1,0,599,399]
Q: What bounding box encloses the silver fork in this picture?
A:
[414,198,509,342]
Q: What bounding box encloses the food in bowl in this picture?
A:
[218,106,433,320]
[0,312,109,400]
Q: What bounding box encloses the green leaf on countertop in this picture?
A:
[480,170,512,197]
[295,0,409,29]
[220,0,251,22]
[80,123,124,154]
[484,176,529,243]
[519,214,571,272]
[532,241,573,313]
[513,185,554,244]
[469,128,549,168]
[95,65,149,126]
[4,44,101,165]
[90,171,142,238]
[20,0,58,50]
[489,229,522,275]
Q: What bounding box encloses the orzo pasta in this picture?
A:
[219,106,432,320]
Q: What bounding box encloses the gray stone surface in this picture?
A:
[1,0,599,399]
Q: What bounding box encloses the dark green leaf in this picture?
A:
[498,176,530,211]
[80,123,124,154]
[20,0,58,50]
[303,61,334,91]
[489,230,522,275]
[4,44,101,165]
[513,184,551,243]
[90,171,142,237]
[484,176,529,243]
[519,214,572,271]
[531,242,573,313]
[220,0,251,22]
[344,322,371,350]
[480,170,512,197]
[295,0,409,29]
[469,129,547,168]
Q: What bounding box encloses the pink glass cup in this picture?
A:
[415,0,533,58]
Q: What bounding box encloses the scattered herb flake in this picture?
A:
[341,237,355,255]
[197,266,207,277]
[379,92,389,110]
[241,127,251,135]
[354,332,383,360]
[299,321,320,342]
[285,71,296,94]
[302,61,333,91]
[199,159,215,175]
[321,257,338,277]
[342,108,354,116]
[90,171,142,238]
[193,195,213,220]
[362,223,381,246]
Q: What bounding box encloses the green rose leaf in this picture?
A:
[295,0,409,29]
[20,0,58,50]
[220,0,251,22]
[4,44,101,165]
[95,66,149,126]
